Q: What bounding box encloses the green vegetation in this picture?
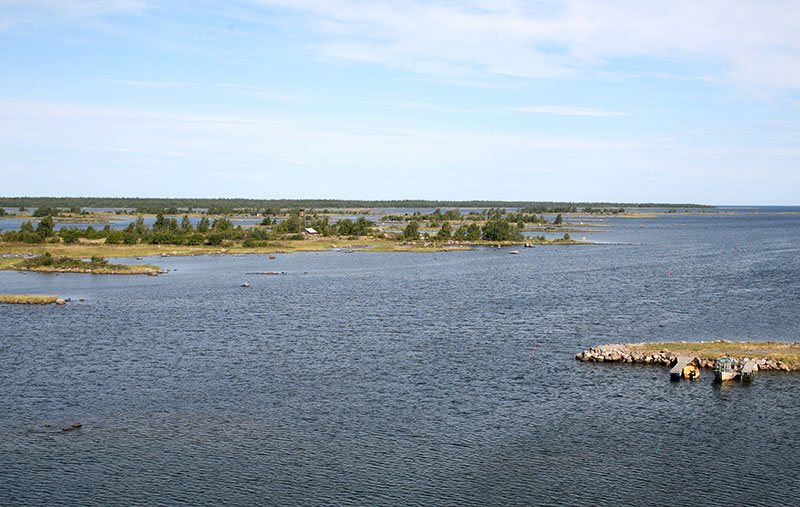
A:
[628,341,800,368]
[0,197,714,211]
[1,200,597,256]
[2,252,161,275]
[403,220,420,240]
[0,294,59,304]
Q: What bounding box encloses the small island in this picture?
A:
[1,252,161,275]
[577,341,800,371]
[0,294,65,305]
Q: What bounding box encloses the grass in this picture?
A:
[628,341,800,367]
[1,253,161,275]
[0,294,59,304]
[0,235,593,259]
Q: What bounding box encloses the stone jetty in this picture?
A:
[576,341,799,372]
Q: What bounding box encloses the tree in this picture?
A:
[181,215,193,232]
[212,218,233,232]
[105,231,125,244]
[33,206,59,217]
[403,220,420,240]
[0,208,7,216]
[135,216,148,235]
[482,218,523,242]
[122,231,139,245]
[276,215,300,234]
[436,222,451,240]
[60,229,81,244]
[336,218,354,236]
[554,213,563,225]
[197,216,210,233]
[153,212,167,232]
[354,216,372,236]
[36,216,55,237]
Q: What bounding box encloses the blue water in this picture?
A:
[1,211,800,505]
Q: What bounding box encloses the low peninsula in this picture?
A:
[1,253,161,275]
[0,294,65,305]
[576,341,800,371]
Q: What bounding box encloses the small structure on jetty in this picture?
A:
[740,359,758,382]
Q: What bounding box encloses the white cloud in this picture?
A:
[510,106,629,117]
[0,0,145,28]
[252,0,800,89]
[96,79,306,102]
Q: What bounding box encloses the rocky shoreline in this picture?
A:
[14,266,161,275]
[0,295,65,305]
[576,341,799,372]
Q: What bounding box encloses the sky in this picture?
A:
[1,0,799,204]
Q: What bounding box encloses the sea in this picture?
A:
[1,207,799,505]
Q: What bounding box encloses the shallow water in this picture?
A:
[1,210,800,505]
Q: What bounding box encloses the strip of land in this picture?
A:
[0,253,161,275]
[576,341,800,371]
[0,294,64,305]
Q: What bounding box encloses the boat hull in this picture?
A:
[714,371,738,381]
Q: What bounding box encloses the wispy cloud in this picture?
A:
[96,79,305,102]
[0,0,145,29]
[250,0,800,89]
[509,105,629,117]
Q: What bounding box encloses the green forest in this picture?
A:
[0,197,712,211]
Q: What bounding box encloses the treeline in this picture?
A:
[1,213,379,246]
[2,209,566,245]
[400,217,558,242]
[383,208,565,224]
[0,197,714,210]
[398,209,569,242]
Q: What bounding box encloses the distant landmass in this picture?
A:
[0,197,713,210]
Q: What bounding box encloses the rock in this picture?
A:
[269,254,276,259]
[62,427,72,432]
[44,423,50,428]
[55,299,66,305]
[72,422,82,428]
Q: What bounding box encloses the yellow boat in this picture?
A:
[670,356,701,380]
[681,364,700,380]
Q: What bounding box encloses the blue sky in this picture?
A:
[1,0,799,204]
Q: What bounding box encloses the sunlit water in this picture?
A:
[2,211,800,505]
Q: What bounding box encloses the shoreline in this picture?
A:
[576,341,800,371]
[0,238,591,259]
[0,294,65,305]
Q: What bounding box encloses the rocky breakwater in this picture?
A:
[576,341,800,372]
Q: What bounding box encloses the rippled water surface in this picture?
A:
[2,211,800,505]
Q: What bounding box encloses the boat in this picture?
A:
[670,356,700,380]
[681,363,700,379]
[713,357,740,381]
